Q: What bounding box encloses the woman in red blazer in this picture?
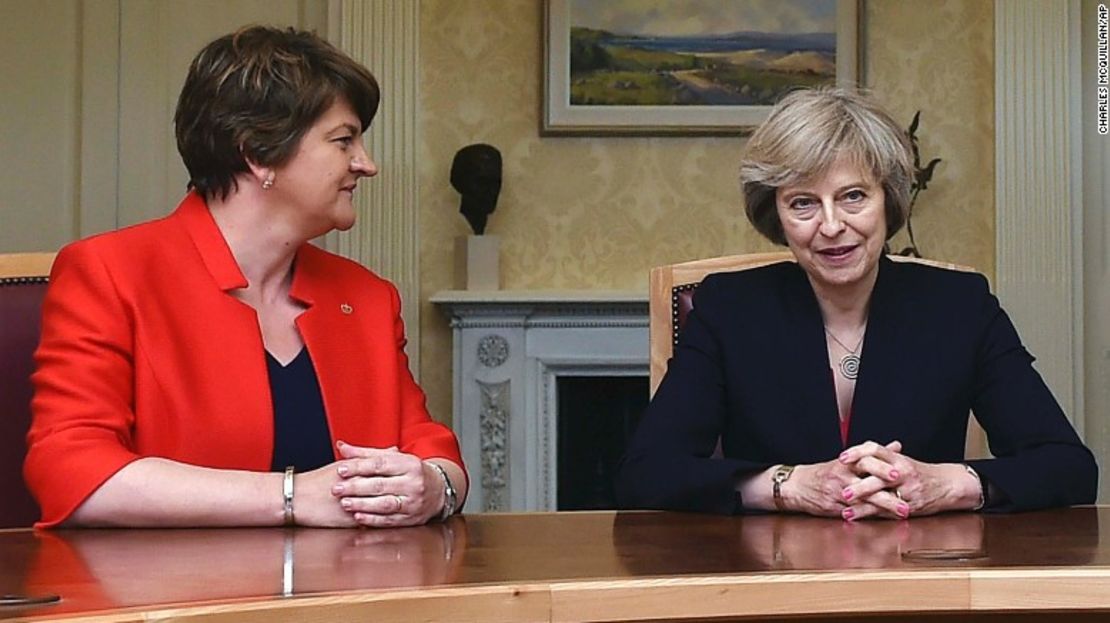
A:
[25,26,466,528]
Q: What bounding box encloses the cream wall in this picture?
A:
[0,0,327,250]
[418,0,996,424]
[0,1,84,251]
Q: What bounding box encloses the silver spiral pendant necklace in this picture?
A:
[825,327,865,380]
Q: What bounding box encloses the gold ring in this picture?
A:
[393,494,405,510]
[894,489,904,501]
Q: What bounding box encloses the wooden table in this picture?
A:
[2,508,1109,622]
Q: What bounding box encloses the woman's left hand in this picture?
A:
[330,441,445,527]
[839,441,982,519]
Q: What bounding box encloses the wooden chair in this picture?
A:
[0,252,55,527]
[648,251,987,459]
[649,252,795,396]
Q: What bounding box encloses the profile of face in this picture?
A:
[175,25,380,214]
[450,143,502,235]
[775,157,888,294]
[263,98,377,237]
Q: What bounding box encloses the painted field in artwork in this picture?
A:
[569,0,838,106]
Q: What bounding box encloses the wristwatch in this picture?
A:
[428,462,458,521]
[772,465,795,511]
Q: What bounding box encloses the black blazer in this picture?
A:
[616,257,1097,514]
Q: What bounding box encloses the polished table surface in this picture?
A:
[2,508,1109,622]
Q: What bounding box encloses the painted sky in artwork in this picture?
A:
[569,0,837,37]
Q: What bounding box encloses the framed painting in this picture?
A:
[542,0,860,136]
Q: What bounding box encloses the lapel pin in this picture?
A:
[340,303,353,315]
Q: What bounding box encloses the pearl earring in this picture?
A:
[261,174,275,190]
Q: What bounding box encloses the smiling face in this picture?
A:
[268,98,377,237]
[776,157,887,297]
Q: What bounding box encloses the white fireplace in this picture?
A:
[430,290,648,512]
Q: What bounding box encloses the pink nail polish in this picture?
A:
[897,503,909,517]
[341,498,352,510]
[842,489,854,501]
[332,484,345,495]
[839,451,850,462]
[843,508,855,520]
[337,465,350,477]
[889,470,900,479]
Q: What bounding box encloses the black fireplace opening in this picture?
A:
[556,375,648,511]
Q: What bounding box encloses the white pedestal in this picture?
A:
[431,290,648,512]
[454,235,500,290]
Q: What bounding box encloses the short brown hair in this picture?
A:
[175,25,380,200]
[738,88,913,245]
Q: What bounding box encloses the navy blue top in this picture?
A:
[267,348,334,472]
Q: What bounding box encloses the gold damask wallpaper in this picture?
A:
[418,0,995,424]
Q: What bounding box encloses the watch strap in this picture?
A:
[772,465,795,511]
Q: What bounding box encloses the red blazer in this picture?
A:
[25,192,464,527]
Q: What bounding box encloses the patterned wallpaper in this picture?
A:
[418,0,995,425]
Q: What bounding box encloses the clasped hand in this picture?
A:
[295,441,445,528]
[786,440,970,521]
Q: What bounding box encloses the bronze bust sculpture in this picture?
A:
[450,143,502,235]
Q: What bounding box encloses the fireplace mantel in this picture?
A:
[431,290,649,512]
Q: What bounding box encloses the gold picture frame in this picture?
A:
[542,0,861,136]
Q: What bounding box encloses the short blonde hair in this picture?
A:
[739,88,913,245]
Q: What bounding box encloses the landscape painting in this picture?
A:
[543,0,859,135]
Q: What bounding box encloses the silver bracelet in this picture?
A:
[964,464,985,511]
[427,462,458,521]
[282,466,295,526]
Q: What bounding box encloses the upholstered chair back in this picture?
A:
[0,253,55,527]
[649,252,794,397]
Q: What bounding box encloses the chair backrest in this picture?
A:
[648,252,987,458]
[649,252,795,396]
[0,252,55,528]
